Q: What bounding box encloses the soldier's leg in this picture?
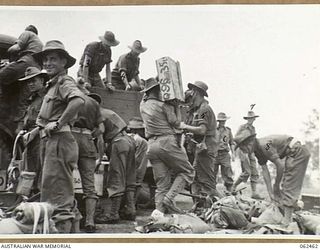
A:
[194,151,223,199]
[248,153,263,199]
[280,146,310,226]
[233,150,250,191]
[157,136,195,213]
[123,138,137,220]
[220,152,234,192]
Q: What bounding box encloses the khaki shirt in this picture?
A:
[79,41,112,74]
[185,100,217,142]
[101,108,127,142]
[36,72,84,127]
[235,123,256,153]
[23,89,46,130]
[140,97,179,138]
[217,126,234,152]
[112,52,140,82]
[73,95,103,131]
[16,30,43,57]
[255,135,293,165]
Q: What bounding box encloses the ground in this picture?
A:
[89,182,269,234]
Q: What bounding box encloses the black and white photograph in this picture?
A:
[0,4,319,239]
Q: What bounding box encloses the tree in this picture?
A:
[302,108,319,171]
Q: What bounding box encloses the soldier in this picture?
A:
[233,111,262,199]
[96,108,136,223]
[0,25,43,86]
[71,86,104,233]
[17,67,48,194]
[78,31,119,89]
[180,81,222,199]
[34,40,85,233]
[253,135,310,226]
[213,112,235,192]
[126,117,148,189]
[126,117,156,210]
[140,78,195,214]
[111,40,147,91]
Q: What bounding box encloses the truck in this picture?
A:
[0,33,143,190]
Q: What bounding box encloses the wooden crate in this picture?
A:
[156,57,184,102]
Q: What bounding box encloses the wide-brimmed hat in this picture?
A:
[127,117,144,129]
[141,77,159,93]
[234,130,256,149]
[243,111,259,120]
[217,112,230,121]
[128,40,147,54]
[187,81,208,97]
[88,93,102,104]
[99,31,119,47]
[33,40,76,69]
[18,67,48,82]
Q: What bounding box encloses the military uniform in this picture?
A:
[128,133,148,186]
[72,94,103,231]
[100,108,136,222]
[254,135,310,208]
[36,71,85,225]
[0,30,42,85]
[78,41,112,88]
[111,52,140,90]
[213,125,234,191]
[185,100,219,197]
[140,97,194,213]
[235,123,259,184]
[22,88,46,191]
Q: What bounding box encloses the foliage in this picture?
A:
[302,109,319,171]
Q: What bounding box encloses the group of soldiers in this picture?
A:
[0,25,311,234]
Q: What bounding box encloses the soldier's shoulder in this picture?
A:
[238,124,246,129]
[58,75,76,85]
[226,126,232,131]
[86,41,100,48]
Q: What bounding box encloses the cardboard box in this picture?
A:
[156,57,184,102]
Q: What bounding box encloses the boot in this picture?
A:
[281,206,294,227]
[251,182,264,199]
[162,176,186,214]
[139,186,156,210]
[84,198,97,233]
[121,190,136,221]
[95,196,122,224]
[55,219,73,234]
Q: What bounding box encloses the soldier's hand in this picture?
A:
[179,122,187,130]
[84,82,92,89]
[125,83,132,91]
[18,130,27,137]
[44,121,59,137]
[77,77,85,85]
[105,83,115,91]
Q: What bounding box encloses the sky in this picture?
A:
[0,5,319,140]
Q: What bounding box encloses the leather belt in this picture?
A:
[148,134,174,140]
[72,127,92,135]
[39,124,71,138]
